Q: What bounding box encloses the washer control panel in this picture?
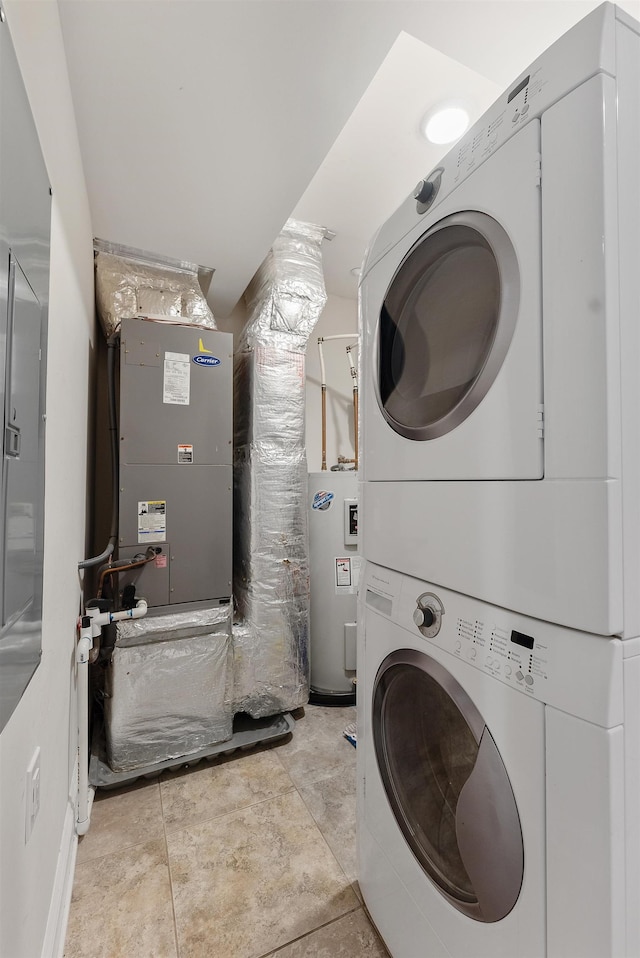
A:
[453,616,548,696]
[413,592,444,639]
[409,589,548,695]
[367,561,623,727]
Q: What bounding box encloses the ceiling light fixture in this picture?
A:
[421,102,471,146]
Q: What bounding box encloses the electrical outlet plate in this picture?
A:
[25,746,40,843]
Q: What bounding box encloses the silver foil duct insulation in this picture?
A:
[105,605,233,772]
[241,219,327,350]
[94,240,216,338]
[233,219,327,718]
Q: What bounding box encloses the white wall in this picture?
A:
[305,293,358,473]
[216,297,248,339]
[0,3,94,956]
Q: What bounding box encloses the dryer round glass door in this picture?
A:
[377,212,520,441]
[372,648,524,922]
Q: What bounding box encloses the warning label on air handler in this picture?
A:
[138,500,166,543]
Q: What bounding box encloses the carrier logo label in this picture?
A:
[193,354,221,367]
[312,490,334,511]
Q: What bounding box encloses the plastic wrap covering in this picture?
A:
[240,219,327,352]
[105,605,233,772]
[233,219,327,718]
[233,447,310,715]
[94,240,216,339]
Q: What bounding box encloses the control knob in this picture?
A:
[413,592,445,638]
[413,606,435,629]
[413,179,435,205]
[413,167,444,214]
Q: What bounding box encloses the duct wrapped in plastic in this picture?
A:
[94,240,216,339]
[104,605,233,772]
[233,219,327,718]
[233,446,310,715]
[240,219,327,352]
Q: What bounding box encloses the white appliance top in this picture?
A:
[361,2,634,281]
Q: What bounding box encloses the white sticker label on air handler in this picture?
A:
[178,443,193,463]
[138,500,166,542]
[163,352,190,405]
[335,555,361,595]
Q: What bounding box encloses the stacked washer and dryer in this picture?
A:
[357,5,640,958]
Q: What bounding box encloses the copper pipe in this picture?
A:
[321,384,327,471]
[97,550,156,599]
[353,385,359,472]
[346,343,359,473]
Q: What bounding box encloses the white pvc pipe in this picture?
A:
[109,599,148,623]
[317,334,359,389]
[317,339,327,389]
[75,598,148,835]
[76,623,94,837]
[346,344,358,387]
[319,334,359,340]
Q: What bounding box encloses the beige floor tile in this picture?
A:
[167,789,358,958]
[160,747,295,833]
[64,839,177,958]
[268,908,390,957]
[298,763,357,883]
[275,705,356,789]
[76,779,163,864]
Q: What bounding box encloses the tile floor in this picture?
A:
[64,704,390,958]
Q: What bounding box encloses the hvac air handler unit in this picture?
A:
[114,316,232,610]
[88,315,235,782]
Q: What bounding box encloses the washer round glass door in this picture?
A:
[373,649,524,922]
[377,212,520,441]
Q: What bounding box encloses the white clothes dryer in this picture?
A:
[359,3,640,638]
[358,561,640,958]
[362,116,543,483]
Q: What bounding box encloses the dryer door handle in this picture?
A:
[455,727,524,922]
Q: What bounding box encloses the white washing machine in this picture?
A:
[358,3,640,637]
[358,561,640,958]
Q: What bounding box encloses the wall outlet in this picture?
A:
[25,747,41,844]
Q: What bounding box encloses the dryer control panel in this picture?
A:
[360,3,616,281]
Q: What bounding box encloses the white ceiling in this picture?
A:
[57,0,640,318]
[292,31,502,300]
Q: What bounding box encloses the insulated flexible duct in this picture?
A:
[233,219,327,718]
[94,241,216,338]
